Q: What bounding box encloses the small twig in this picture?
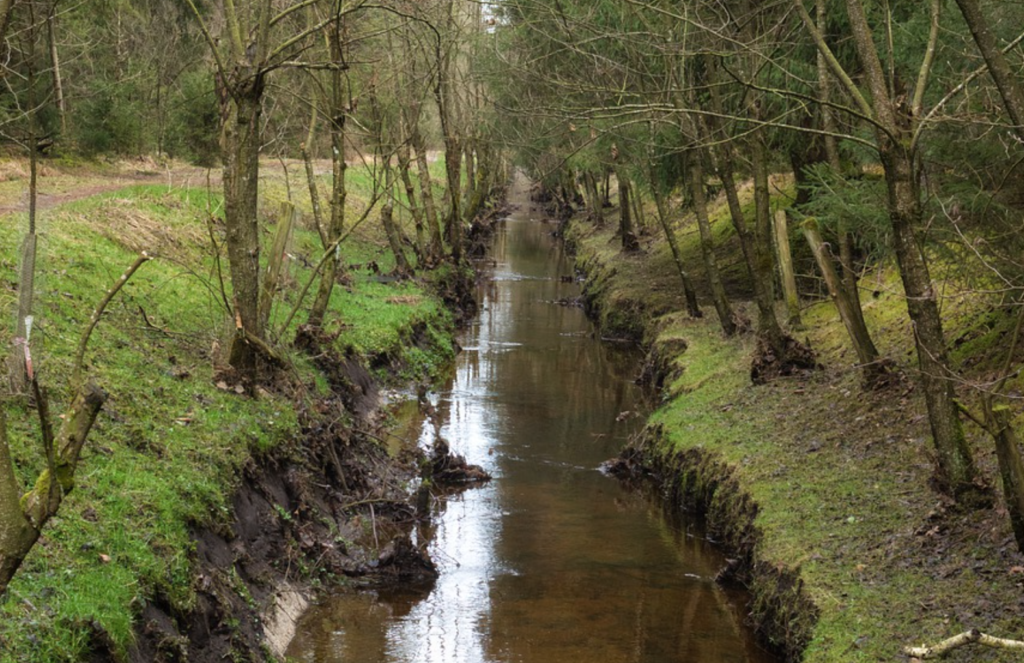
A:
[205,216,233,316]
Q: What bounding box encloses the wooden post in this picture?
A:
[802,218,885,382]
[259,201,295,331]
[774,209,802,328]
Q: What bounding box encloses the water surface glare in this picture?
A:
[286,179,776,663]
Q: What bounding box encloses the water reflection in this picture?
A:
[286,179,775,663]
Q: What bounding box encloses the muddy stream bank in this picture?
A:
[285,176,775,663]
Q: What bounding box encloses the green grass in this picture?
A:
[0,159,459,661]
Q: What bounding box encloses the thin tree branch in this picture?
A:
[911,0,941,121]
[72,253,153,387]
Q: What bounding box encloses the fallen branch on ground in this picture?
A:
[904,629,1024,658]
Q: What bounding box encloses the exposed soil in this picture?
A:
[749,333,820,385]
[109,349,437,662]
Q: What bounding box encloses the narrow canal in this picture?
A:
[286,176,775,663]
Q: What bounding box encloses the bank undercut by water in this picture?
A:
[565,190,1024,663]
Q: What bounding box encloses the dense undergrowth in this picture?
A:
[568,186,1024,662]
[0,157,459,661]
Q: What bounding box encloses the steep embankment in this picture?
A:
[566,192,1024,662]
[0,159,464,662]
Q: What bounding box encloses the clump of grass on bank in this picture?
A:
[0,160,456,662]
[570,187,1024,662]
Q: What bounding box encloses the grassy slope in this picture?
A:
[0,158,455,661]
[569,190,1024,662]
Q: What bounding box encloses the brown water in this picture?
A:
[286,177,776,663]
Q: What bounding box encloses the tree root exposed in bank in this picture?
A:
[749,333,819,385]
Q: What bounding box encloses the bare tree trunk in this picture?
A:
[301,105,326,248]
[984,403,1024,551]
[433,0,464,265]
[650,176,702,319]
[688,151,737,336]
[584,171,604,225]
[12,126,38,392]
[703,78,763,301]
[712,143,757,283]
[463,144,491,226]
[381,156,411,276]
[259,201,295,331]
[462,141,476,212]
[0,0,15,54]
[10,11,40,392]
[816,0,865,321]
[631,183,645,234]
[839,0,979,496]
[442,138,463,263]
[411,127,443,261]
[308,25,348,328]
[397,142,425,257]
[617,171,639,251]
[436,89,462,263]
[46,9,65,137]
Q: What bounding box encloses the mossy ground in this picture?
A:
[569,186,1024,662]
[0,157,458,661]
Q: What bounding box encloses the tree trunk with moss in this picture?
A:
[984,403,1024,552]
[222,73,265,375]
[775,210,802,328]
[748,124,788,353]
[843,0,979,496]
[617,171,639,251]
[0,384,106,593]
[397,142,426,257]
[583,171,604,225]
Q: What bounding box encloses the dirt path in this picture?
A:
[0,162,220,215]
